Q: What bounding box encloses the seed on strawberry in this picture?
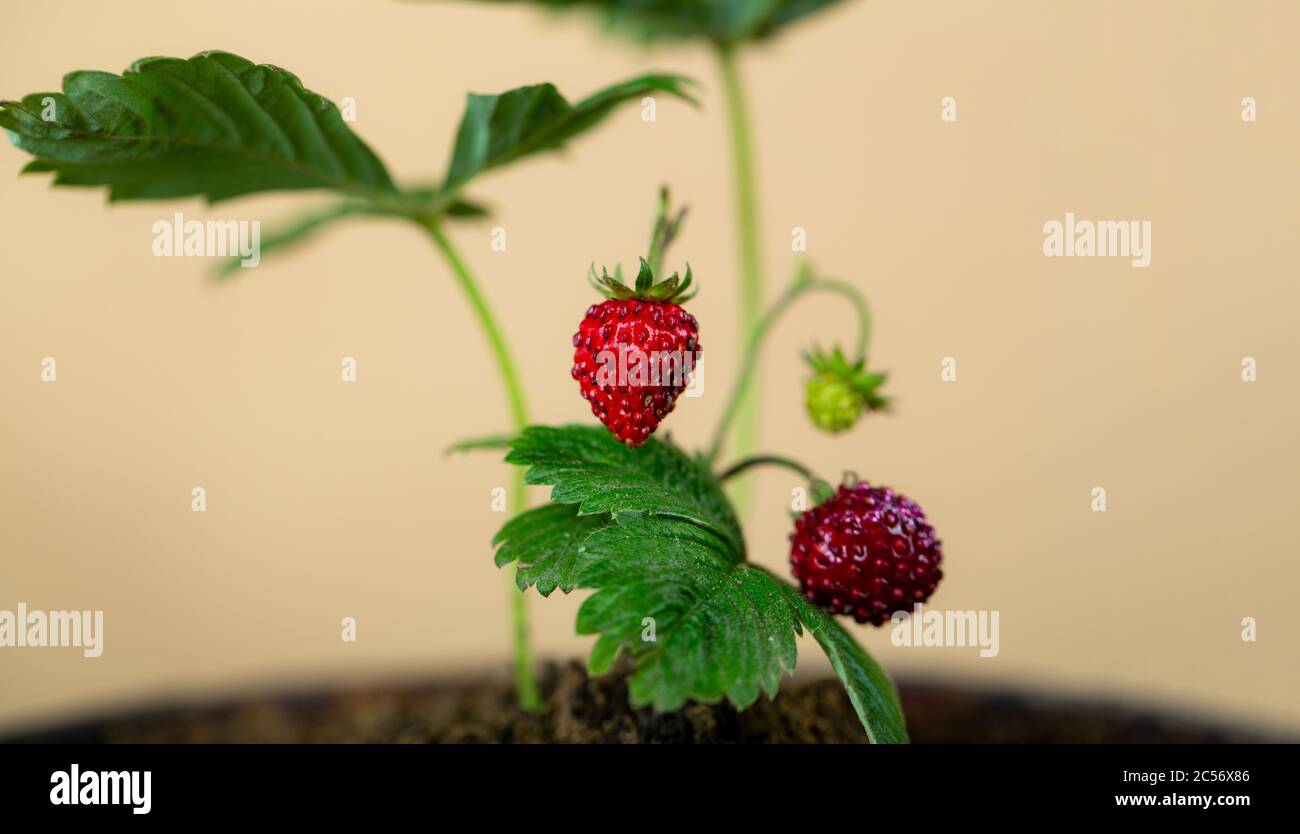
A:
[789,481,942,625]
[571,259,700,447]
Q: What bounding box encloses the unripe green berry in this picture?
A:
[805,373,864,432]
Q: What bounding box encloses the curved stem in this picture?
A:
[838,278,871,361]
[706,274,872,465]
[423,219,540,712]
[717,44,764,510]
[720,454,816,483]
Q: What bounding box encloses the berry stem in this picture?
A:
[719,454,817,483]
[717,44,764,511]
[422,219,541,712]
[706,271,872,465]
[646,186,686,278]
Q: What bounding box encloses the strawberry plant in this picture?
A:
[0,50,695,711]
[467,189,928,742]
[5,20,939,743]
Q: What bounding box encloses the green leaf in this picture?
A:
[493,503,613,596]
[492,423,907,741]
[782,587,909,744]
[442,74,697,192]
[433,0,852,44]
[0,51,400,205]
[572,515,907,742]
[575,515,797,710]
[505,424,744,558]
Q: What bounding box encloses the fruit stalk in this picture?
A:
[716,44,764,510]
[707,271,872,465]
[645,185,687,279]
[423,219,541,711]
[718,454,816,482]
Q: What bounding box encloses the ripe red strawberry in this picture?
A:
[789,481,942,625]
[571,259,700,447]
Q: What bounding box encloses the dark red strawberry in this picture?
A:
[790,481,943,625]
[571,259,700,447]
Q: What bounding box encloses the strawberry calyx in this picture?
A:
[804,344,889,410]
[588,257,697,304]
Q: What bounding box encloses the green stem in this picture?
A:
[717,44,764,510]
[423,219,540,712]
[646,185,681,278]
[719,454,816,483]
[706,274,872,465]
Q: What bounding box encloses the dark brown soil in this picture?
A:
[9,661,1288,744]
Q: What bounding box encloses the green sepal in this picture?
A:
[589,260,696,304]
[809,477,837,507]
[804,344,890,413]
[788,476,838,520]
[634,257,654,293]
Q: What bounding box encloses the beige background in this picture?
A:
[1,0,1297,733]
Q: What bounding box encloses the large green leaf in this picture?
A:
[0,51,401,205]
[492,423,908,742]
[571,514,907,741]
[430,0,852,44]
[504,424,744,558]
[442,74,696,192]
